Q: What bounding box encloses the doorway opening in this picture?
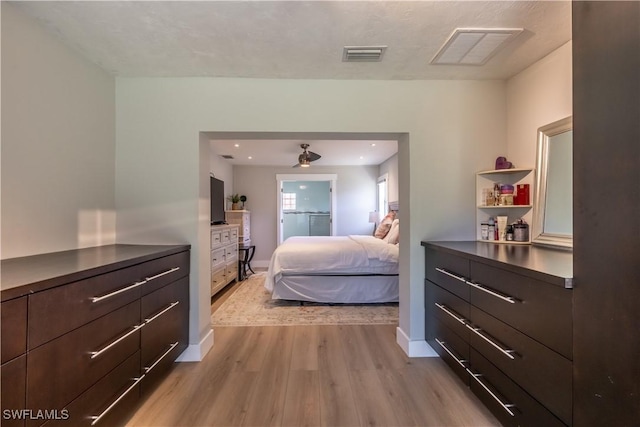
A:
[276,174,337,244]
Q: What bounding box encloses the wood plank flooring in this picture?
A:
[126,323,501,427]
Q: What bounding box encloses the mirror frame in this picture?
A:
[532,116,573,249]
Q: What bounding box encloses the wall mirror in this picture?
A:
[532,116,573,249]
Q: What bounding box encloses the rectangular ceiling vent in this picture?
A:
[431,28,523,66]
[220,154,234,159]
[342,46,387,62]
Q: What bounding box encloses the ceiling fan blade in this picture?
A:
[308,151,321,162]
[292,163,301,168]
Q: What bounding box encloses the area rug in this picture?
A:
[212,273,398,327]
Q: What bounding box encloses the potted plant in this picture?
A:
[227,194,241,210]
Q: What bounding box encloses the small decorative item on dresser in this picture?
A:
[227,194,241,210]
[513,218,529,242]
[480,222,489,240]
[240,195,247,209]
[506,224,515,241]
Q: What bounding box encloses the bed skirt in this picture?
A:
[271,274,399,303]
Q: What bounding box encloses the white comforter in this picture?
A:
[265,235,398,291]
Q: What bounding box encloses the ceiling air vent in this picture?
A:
[220,154,234,159]
[342,46,387,62]
[431,28,523,66]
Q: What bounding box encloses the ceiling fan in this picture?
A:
[293,143,321,168]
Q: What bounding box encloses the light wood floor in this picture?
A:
[126,279,500,427]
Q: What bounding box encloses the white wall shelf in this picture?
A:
[476,168,535,243]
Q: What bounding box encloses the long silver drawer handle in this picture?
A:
[465,280,516,304]
[90,375,145,425]
[434,303,466,325]
[89,324,144,359]
[145,301,180,324]
[144,341,179,373]
[465,324,516,360]
[466,368,516,417]
[435,267,467,282]
[435,338,467,368]
[146,267,180,282]
[91,280,146,303]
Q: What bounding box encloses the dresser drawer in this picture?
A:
[225,243,238,261]
[469,306,572,425]
[229,227,239,241]
[141,277,189,370]
[427,318,469,385]
[425,247,470,301]
[43,351,141,427]
[470,261,572,359]
[469,349,566,427]
[211,248,225,269]
[425,280,469,341]
[1,296,27,363]
[138,251,190,296]
[211,268,226,295]
[29,266,142,349]
[225,262,238,281]
[1,355,27,427]
[27,301,141,411]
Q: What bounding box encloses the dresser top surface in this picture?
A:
[422,241,573,288]
[1,244,190,301]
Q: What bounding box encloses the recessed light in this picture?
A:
[360,156,364,160]
[248,156,252,160]
[371,143,376,147]
[234,144,240,148]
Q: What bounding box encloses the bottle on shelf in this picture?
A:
[493,183,501,206]
[487,217,496,241]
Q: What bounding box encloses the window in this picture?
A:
[282,192,297,210]
[377,175,388,216]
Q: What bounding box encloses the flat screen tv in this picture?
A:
[210,177,226,225]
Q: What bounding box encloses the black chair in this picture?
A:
[238,244,256,281]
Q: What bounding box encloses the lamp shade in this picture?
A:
[369,211,379,223]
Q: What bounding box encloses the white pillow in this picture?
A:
[384,219,400,244]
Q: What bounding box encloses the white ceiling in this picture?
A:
[209,138,399,167]
[12,0,571,166]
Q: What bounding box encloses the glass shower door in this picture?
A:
[282,180,331,241]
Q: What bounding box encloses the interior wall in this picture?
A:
[1,3,116,259]
[233,165,378,266]
[379,153,399,204]
[1,4,576,360]
[115,77,507,356]
[506,41,573,167]
[209,143,234,202]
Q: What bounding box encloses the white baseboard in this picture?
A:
[253,260,269,269]
[176,328,214,362]
[396,326,438,357]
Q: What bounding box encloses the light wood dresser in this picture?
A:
[210,224,239,296]
[225,210,251,245]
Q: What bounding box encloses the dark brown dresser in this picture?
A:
[422,241,573,427]
[0,244,190,427]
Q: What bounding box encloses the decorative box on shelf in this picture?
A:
[476,168,535,244]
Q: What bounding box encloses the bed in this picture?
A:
[265,231,399,303]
